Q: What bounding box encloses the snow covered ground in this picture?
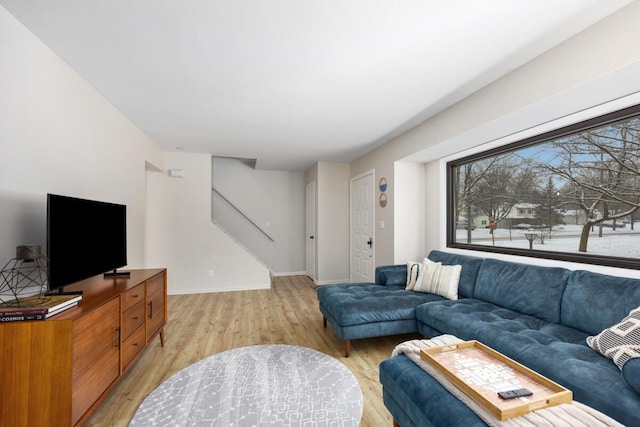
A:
[455,224,640,258]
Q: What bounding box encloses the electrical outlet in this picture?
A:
[208,269,215,277]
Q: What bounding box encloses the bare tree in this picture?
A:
[542,119,640,252]
[454,153,541,245]
[454,157,498,243]
[473,155,539,227]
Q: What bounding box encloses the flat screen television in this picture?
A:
[47,194,128,293]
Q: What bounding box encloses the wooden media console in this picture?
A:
[0,268,167,426]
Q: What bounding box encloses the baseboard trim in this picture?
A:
[314,279,350,286]
[168,283,270,295]
[271,271,308,277]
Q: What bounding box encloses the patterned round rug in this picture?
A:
[129,344,363,426]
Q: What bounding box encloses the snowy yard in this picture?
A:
[455,224,640,259]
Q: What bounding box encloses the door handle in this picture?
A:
[366,238,373,248]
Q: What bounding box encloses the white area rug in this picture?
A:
[129,344,363,426]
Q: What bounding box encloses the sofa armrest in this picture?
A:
[622,358,640,396]
[376,265,407,286]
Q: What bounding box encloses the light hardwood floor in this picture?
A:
[85,275,421,426]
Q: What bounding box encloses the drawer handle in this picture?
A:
[148,301,153,319]
[115,327,121,349]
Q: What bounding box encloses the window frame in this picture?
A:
[446,103,640,270]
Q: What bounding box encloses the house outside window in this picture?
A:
[448,104,640,270]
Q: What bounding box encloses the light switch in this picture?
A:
[380,220,385,229]
[168,169,184,178]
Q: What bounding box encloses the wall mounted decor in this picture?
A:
[379,193,387,207]
[379,177,387,192]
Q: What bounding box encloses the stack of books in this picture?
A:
[0,294,83,322]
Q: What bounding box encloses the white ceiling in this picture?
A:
[1,1,632,170]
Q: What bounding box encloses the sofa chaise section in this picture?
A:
[317,277,444,357]
[317,254,484,357]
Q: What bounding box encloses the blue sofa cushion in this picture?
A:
[317,283,445,326]
[376,265,408,286]
[416,299,588,346]
[415,299,640,426]
[561,270,640,335]
[474,258,569,323]
[622,358,640,396]
[426,250,483,298]
[379,354,487,427]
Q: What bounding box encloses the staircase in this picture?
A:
[211,157,306,275]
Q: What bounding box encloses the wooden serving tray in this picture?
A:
[420,340,572,421]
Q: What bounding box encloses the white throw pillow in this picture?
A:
[413,259,461,300]
[405,261,422,290]
[587,306,640,370]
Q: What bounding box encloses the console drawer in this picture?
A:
[122,324,146,370]
[122,300,145,340]
[123,283,144,311]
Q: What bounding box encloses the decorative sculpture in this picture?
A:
[0,245,48,305]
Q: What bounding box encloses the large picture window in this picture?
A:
[447,104,640,270]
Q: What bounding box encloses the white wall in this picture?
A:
[145,163,171,269]
[351,1,640,278]
[0,6,164,270]
[211,157,306,275]
[164,152,271,293]
[425,161,441,252]
[315,162,350,284]
[393,161,426,263]
[0,7,270,294]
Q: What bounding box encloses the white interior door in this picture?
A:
[305,181,316,281]
[350,172,374,282]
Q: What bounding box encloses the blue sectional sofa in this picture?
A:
[317,250,640,426]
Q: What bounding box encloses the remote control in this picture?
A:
[497,388,533,400]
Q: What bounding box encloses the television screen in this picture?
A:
[47,194,127,292]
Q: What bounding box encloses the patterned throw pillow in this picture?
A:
[405,261,422,290]
[413,259,461,300]
[586,306,640,370]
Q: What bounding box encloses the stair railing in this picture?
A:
[211,186,276,242]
